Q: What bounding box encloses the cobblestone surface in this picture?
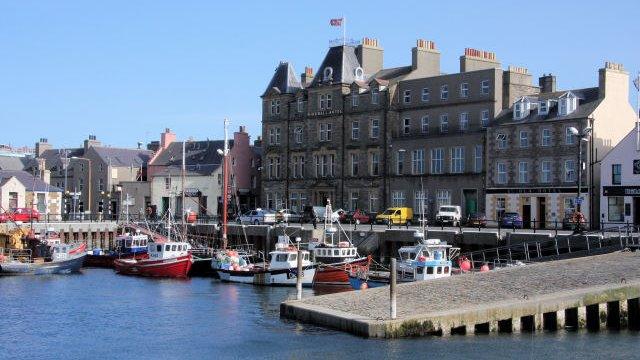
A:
[300,252,640,320]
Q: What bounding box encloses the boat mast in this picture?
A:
[221,118,230,250]
[181,140,186,239]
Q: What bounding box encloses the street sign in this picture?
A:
[575,197,583,205]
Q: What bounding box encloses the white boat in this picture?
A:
[214,236,317,287]
[0,243,87,275]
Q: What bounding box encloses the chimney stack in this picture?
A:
[460,47,500,72]
[301,67,314,87]
[160,128,176,150]
[538,74,557,93]
[35,138,52,157]
[599,61,629,100]
[83,134,101,152]
[356,37,384,76]
[411,39,440,77]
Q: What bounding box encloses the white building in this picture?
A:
[601,127,640,226]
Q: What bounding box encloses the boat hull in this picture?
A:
[0,254,86,276]
[189,256,216,277]
[216,265,317,287]
[83,252,148,269]
[348,273,389,290]
[114,255,192,278]
[313,257,370,286]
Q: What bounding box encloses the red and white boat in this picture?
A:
[114,241,193,278]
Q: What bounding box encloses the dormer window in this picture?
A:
[513,98,531,120]
[371,88,379,104]
[538,100,549,115]
[323,67,334,81]
[558,92,577,116]
[354,67,364,80]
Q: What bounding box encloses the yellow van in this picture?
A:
[375,207,414,225]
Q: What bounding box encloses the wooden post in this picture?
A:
[296,248,303,301]
[390,258,397,320]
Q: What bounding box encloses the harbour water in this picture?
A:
[0,269,638,359]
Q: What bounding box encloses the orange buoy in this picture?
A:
[458,257,472,272]
[480,264,490,272]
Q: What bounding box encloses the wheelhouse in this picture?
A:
[147,242,191,260]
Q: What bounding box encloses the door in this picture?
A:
[537,197,546,229]
[634,198,640,226]
[522,204,531,229]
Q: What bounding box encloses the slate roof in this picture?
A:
[0,170,63,192]
[262,62,302,97]
[39,148,84,171]
[91,147,152,167]
[372,66,413,81]
[310,45,362,87]
[150,140,233,176]
[494,87,601,125]
[0,155,32,171]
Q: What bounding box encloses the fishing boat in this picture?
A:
[348,238,458,290]
[83,232,150,268]
[0,242,87,275]
[214,236,317,287]
[113,241,193,278]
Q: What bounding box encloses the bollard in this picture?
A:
[533,218,536,233]
[390,258,397,320]
[296,249,303,301]
[554,220,558,237]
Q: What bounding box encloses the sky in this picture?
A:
[1,0,638,150]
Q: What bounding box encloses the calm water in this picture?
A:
[0,269,638,360]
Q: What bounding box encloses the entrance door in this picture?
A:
[463,189,478,218]
[634,198,640,226]
[537,197,546,229]
[522,204,531,229]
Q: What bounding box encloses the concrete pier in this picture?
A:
[280,252,640,338]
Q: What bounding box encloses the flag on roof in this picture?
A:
[329,18,343,26]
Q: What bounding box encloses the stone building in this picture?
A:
[261,39,536,218]
[486,62,636,228]
[0,169,63,219]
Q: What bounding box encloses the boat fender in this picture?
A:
[360,282,368,290]
[418,255,427,262]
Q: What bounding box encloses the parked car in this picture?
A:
[237,209,276,225]
[375,207,413,226]
[500,212,523,229]
[435,205,462,226]
[333,209,347,223]
[345,209,373,224]
[275,209,302,223]
[466,212,487,228]
[562,211,586,230]
[0,208,41,223]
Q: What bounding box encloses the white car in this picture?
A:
[276,209,302,223]
[435,205,462,226]
[237,209,276,225]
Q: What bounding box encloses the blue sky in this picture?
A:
[1,0,638,149]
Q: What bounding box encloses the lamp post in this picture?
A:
[217,118,230,249]
[568,125,592,228]
[71,157,92,217]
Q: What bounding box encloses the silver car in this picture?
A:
[237,209,276,225]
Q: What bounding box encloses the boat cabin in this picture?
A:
[147,242,191,260]
[309,241,358,264]
[268,250,311,270]
[397,239,456,281]
[116,233,149,254]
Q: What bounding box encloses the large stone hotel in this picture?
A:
[261,38,636,223]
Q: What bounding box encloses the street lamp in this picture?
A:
[71,156,92,217]
[568,125,592,216]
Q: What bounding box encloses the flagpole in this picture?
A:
[343,16,346,46]
[636,71,640,151]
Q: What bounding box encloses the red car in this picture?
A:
[0,208,41,223]
[347,209,372,224]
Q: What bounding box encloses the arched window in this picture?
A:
[323,67,333,81]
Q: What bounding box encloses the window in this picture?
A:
[541,161,551,183]
[319,123,332,142]
[514,103,522,119]
[392,191,406,207]
[436,189,451,208]
[431,148,444,174]
[297,98,303,113]
[414,191,428,214]
[497,133,507,149]
[440,85,449,100]
[371,88,379,104]
[268,127,281,145]
[439,114,449,134]
[270,100,281,115]
[519,130,529,147]
[496,197,506,219]
[421,88,430,102]
[451,147,464,173]
[314,154,335,178]
[541,128,551,147]
[370,119,380,138]
[164,177,171,190]
[350,153,359,176]
[403,118,411,135]
[352,94,359,107]
[326,94,332,109]
[497,162,507,184]
[349,191,359,211]
[481,110,490,128]
[351,121,360,140]
[370,152,380,176]
[459,112,469,131]
[411,149,424,175]
[481,80,490,94]
[564,160,576,182]
[396,151,404,175]
[612,164,622,185]
[98,178,104,192]
[421,116,429,134]
[294,126,303,144]
[292,155,305,178]
[518,161,529,183]
[539,100,548,115]
[608,197,625,222]
[460,83,469,98]
[565,127,575,145]
[354,67,364,80]
[323,67,333,81]
[403,90,411,104]
[319,94,326,109]
[474,145,483,173]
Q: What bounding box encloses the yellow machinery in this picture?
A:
[0,225,29,250]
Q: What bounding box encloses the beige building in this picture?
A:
[0,170,63,220]
[486,62,636,229]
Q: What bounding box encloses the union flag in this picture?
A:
[330,18,343,26]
